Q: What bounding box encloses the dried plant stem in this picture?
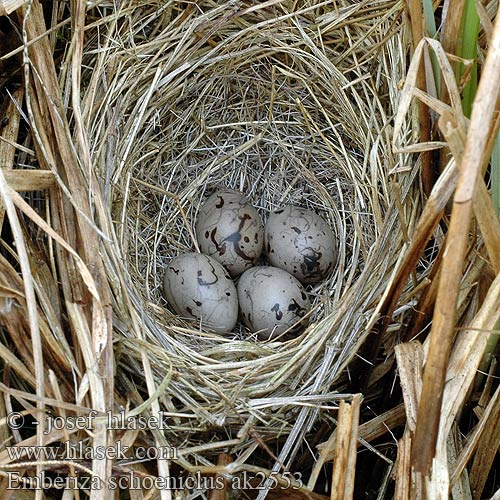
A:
[438,109,500,273]
[18,0,114,495]
[468,383,500,499]
[3,170,55,191]
[395,342,423,432]
[0,0,25,16]
[0,169,44,495]
[310,403,406,490]
[407,0,434,194]
[331,394,362,500]
[411,6,500,474]
[451,376,500,488]
[0,88,23,230]
[394,342,425,500]
[208,454,233,500]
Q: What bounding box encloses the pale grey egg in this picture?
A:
[237,266,311,340]
[264,206,336,284]
[163,253,238,333]
[195,189,264,276]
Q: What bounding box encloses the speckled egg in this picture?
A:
[265,206,336,284]
[163,253,238,333]
[195,189,264,276]
[237,266,311,340]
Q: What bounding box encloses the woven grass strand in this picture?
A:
[79,0,420,473]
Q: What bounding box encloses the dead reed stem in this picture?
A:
[411,6,500,474]
[331,395,362,500]
[406,0,434,194]
[15,0,115,495]
[0,87,23,230]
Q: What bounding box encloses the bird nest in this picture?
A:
[79,0,419,462]
[4,0,424,488]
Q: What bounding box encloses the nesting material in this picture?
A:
[80,0,418,476]
[5,0,500,495]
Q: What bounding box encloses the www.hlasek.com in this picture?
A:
[7,471,304,491]
[6,441,178,462]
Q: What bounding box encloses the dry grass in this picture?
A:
[82,0,418,470]
[1,0,500,498]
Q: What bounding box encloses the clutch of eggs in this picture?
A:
[237,266,311,340]
[163,253,238,333]
[265,205,337,284]
[195,189,264,276]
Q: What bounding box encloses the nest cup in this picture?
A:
[85,1,418,470]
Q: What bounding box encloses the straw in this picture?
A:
[0,0,453,497]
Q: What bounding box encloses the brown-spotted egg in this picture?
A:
[195,189,264,276]
[237,266,311,340]
[265,206,336,284]
[163,253,238,333]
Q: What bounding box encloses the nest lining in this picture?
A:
[82,0,419,462]
[117,51,374,348]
